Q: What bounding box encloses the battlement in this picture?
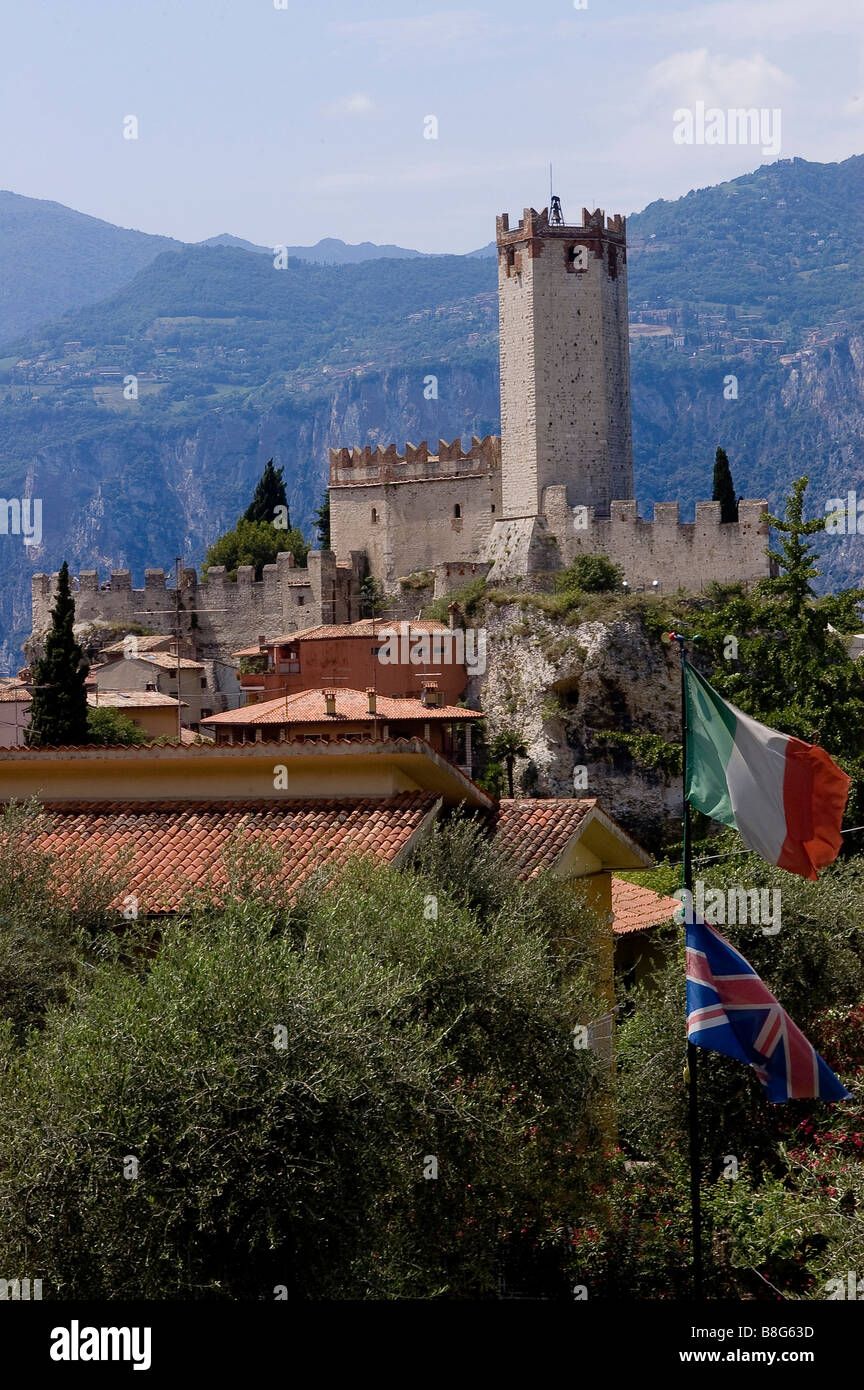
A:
[329,435,501,487]
[496,204,626,255]
[30,551,368,660]
[533,489,772,591]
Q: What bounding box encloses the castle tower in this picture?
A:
[496,204,633,519]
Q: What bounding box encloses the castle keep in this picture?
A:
[32,196,771,662]
[330,201,770,592]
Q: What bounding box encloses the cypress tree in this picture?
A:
[244,460,288,526]
[712,447,738,523]
[314,490,331,549]
[28,561,89,747]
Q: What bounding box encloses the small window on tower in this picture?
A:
[491,503,496,513]
[371,507,378,524]
[453,504,462,519]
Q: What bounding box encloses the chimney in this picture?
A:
[448,602,460,630]
[366,687,377,715]
[324,689,336,716]
[421,681,440,708]
[145,681,156,692]
[257,635,266,649]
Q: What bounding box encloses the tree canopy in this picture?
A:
[712,446,738,523]
[27,562,89,747]
[243,460,288,526]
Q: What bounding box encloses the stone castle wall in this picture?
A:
[330,436,501,589]
[31,550,366,670]
[545,490,771,589]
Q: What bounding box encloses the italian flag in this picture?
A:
[683,660,850,880]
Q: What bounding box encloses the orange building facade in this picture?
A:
[236,619,469,707]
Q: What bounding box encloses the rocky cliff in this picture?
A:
[471,602,682,847]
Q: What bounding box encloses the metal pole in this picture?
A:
[674,633,703,1300]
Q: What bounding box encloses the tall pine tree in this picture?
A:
[314,490,331,549]
[712,447,738,523]
[28,562,89,747]
[244,460,289,526]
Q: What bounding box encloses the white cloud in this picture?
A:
[324,92,375,118]
[648,49,793,109]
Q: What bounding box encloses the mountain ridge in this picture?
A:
[1,153,862,670]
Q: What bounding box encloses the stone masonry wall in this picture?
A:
[497,206,633,519]
[31,550,366,672]
[544,489,771,589]
[329,436,502,589]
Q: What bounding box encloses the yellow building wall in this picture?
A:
[0,749,424,803]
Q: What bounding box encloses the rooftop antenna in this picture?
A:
[549,163,564,226]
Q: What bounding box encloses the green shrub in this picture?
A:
[0,845,605,1299]
[555,554,624,594]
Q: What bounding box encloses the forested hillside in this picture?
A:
[0,155,862,668]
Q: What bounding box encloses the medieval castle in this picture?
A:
[31,199,771,687]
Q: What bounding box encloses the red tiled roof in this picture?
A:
[493,798,596,879]
[30,794,437,913]
[281,619,450,642]
[234,619,452,654]
[179,728,213,745]
[87,690,183,709]
[100,652,203,671]
[611,878,680,936]
[0,687,30,703]
[102,635,178,654]
[203,689,481,726]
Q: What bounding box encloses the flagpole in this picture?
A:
[674,633,703,1301]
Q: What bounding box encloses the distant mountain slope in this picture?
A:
[0,198,431,346]
[626,154,864,329]
[197,234,271,254]
[197,234,426,262]
[0,155,862,671]
[0,192,183,344]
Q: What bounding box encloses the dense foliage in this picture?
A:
[712,446,738,523]
[27,561,89,747]
[85,706,152,746]
[243,459,288,526]
[555,553,625,595]
[0,813,610,1300]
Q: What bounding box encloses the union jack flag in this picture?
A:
[686,918,850,1103]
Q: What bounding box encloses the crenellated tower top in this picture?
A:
[496,201,633,520]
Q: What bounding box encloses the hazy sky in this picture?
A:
[2,0,862,252]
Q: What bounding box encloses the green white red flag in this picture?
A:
[683,660,849,880]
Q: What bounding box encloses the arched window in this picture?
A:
[453,503,462,519]
[371,507,378,524]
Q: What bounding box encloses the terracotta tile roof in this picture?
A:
[270,619,451,645]
[203,689,481,726]
[179,728,213,745]
[87,690,183,709]
[0,687,30,703]
[102,635,177,654]
[493,798,596,879]
[31,794,437,913]
[611,878,680,936]
[100,652,203,672]
[134,652,204,671]
[231,619,452,655]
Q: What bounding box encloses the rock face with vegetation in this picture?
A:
[471,597,681,844]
